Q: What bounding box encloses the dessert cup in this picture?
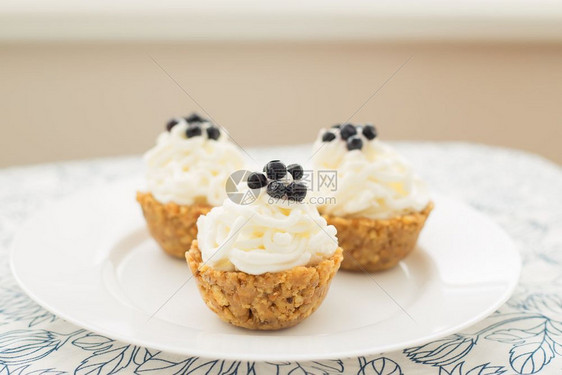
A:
[312,123,432,272]
[187,241,343,330]
[188,160,342,330]
[323,203,433,272]
[137,113,246,259]
[137,192,211,258]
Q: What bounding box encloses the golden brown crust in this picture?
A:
[136,192,212,259]
[324,203,433,272]
[186,241,343,330]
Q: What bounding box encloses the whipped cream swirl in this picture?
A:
[144,121,246,206]
[312,129,430,219]
[197,190,339,275]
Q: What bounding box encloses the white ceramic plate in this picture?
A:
[11,179,520,361]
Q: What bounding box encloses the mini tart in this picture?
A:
[186,241,343,330]
[323,203,433,272]
[136,192,211,259]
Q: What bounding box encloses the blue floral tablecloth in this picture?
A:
[1,142,561,375]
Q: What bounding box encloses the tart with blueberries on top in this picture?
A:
[137,113,246,259]
[186,160,343,330]
[311,123,433,272]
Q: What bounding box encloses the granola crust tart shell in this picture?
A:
[136,192,212,259]
[323,203,433,272]
[186,241,343,330]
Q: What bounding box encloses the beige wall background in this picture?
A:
[1,41,561,167]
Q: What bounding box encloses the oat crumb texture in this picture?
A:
[326,203,433,272]
[137,192,211,258]
[186,241,343,330]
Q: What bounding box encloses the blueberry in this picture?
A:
[185,113,206,123]
[340,123,357,140]
[186,125,202,138]
[287,164,304,180]
[267,181,286,199]
[264,160,287,180]
[247,172,268,189]
[286,182,307,202]
[322,132,336,142]
[347,135,363,151]
[263,159,279,173]
[166,118,180,132]
[362,124,377,140]
[332,124,341,129]
[206,126,221,140]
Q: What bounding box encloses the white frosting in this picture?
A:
[311,128,430,219]
[196,188,338,275]
[144,120,246,206]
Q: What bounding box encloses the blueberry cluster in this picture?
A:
[322,123,377,151]
[165,112,221,140]
[247,160,307,202]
